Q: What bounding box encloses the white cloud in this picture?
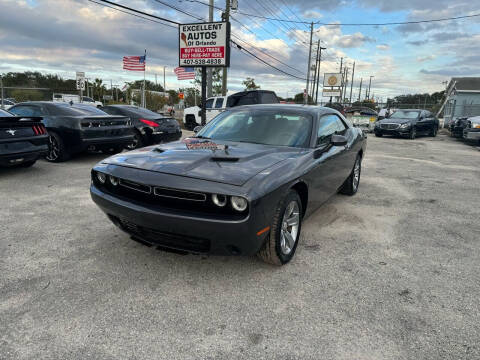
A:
[376,44,390,51]
[417,55,436,62]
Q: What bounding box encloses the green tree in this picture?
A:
[293,92,311,104]
[194,68,223,96]
[242,77,260,90]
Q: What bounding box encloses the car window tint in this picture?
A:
[10,106,40,116]
[317,114,346,144]
[72,105,108,115]
[236,93,257,106]
[214,98,224,108]
[260,92,278,103]
[46,104,87,116]
[0,109,13,116]
[205,99,214,109]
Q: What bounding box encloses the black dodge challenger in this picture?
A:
[0,109,48,167]
[91,104,367,265]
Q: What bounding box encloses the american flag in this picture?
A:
[123,54,146,71]
[174,67,195,80]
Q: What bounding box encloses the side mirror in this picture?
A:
[193,125,203,133]
[331,134,347,146]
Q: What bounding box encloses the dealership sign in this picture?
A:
[323,73,343,87]
[322,88,341,97]
[179,21,230,67]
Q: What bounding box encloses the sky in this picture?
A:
[0,0,479,101]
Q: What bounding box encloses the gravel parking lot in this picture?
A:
[1,133,479,360]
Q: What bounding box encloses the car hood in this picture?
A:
[378,118,412,124]
[102,139,304,186]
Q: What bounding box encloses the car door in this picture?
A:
[416,111,429,133]
[208,97,224,122]
[423,111,436,131]
[306,113,352,209]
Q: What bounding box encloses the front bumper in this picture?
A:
[150,129,182,143]
[463,128,480,142]
[375,126,411,136]
[90,184,268,256]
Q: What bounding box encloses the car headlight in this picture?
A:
[212,194,227,207]
[96,171,106,184]
[231,196,248,212]
[474,124,480,129]
[400,123,410,128]
[109,175,119,186]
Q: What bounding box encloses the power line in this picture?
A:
[152,0,204,21]
[231,40,306,81]
[86,0,178,28]
[97,0,180,24]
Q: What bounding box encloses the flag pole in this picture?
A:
[143,49,146,107]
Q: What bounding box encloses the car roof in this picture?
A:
[227,103,337,115]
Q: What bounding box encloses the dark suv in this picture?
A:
[374,109,439,140]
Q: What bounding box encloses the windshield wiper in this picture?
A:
[195,135,210,139]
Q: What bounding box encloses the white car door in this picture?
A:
[207,97,225,123]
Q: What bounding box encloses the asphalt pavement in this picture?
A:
[1,133,479,359]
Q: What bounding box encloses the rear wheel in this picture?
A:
[257,190,302,265]
[45,131,69,162]
[126,130,144,150]
[430,126,438,137]
[339,155,362,196]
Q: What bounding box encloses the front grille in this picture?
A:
[93,173,248,219]
[113,216,210,253]
[381,123,400,130]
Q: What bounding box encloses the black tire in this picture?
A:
[19,160,37,168]
[339,154,362,196]
[430,126,438,137]
[185,115,197,131]
[375,132,383,137]
[257,190,303,266]
[45,131,70,162]
[409,127,416,140]
[126,130,144,150]
[103,145,123,155]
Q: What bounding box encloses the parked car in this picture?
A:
[90,104,367,265]
[374,109,439,139]
[52,93,102,107]
[345,106,378,132]
[462,116,480,144]
[1,99,15,110]
[449,117,470,138]
[101,105,182,150]
[9,102,134,162]
[183,90,279,130]
[0,108,48,167]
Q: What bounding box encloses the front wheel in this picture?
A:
[409,127,417,140]
[126,130,144,150]
[339,155,362,196]
[257,190,302,265]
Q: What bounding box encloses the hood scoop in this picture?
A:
[211,156,239,162]
[153,148,165,153]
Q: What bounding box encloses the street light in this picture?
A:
[367,76,374,99]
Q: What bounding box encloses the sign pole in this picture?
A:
[201,66,207,126]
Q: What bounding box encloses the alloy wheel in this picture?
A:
[127,134,140,150]
[353,158,361,191]
[280,201,300,255]
[46,135,59,161]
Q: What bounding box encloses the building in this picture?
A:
[443,77,480,125]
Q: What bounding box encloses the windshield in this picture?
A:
[72,105,108,115]
[390,110,420,119]
[125,106,161,118]
[196,109,313,148]
[0,109,13,116]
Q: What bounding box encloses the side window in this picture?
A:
[10,106,37,116]
[260,92,278,104]
[205,98,214,109]
[214,98,224,109]
[317,114,346,144]
[236,93,257,106]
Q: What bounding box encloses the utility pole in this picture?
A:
[221,0,230,96]
[367,75,374,99]
[0,75,4,110]
[207,0,214,97]
[311,40,320,102]
[315,46,326,105]
[337,57,343,102]
[358,78,363,101]
[155,74,158,86]
[163,66,166,94]
[305,22,314,104]
[341,67,348,105]
[349,61,355,105]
